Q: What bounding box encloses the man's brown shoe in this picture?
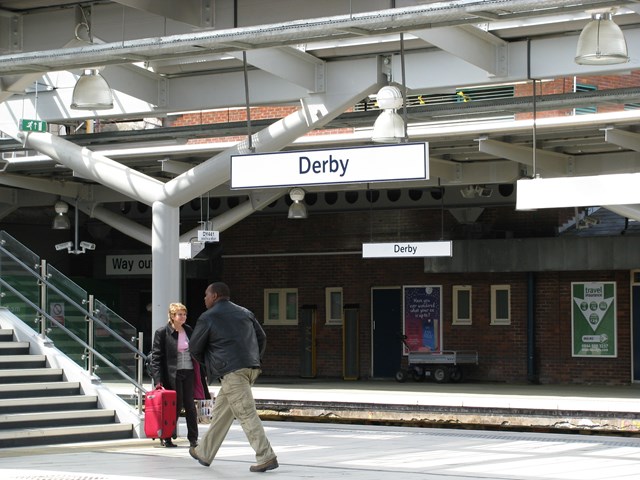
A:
[250,457,279,472]
[189,446,210,467]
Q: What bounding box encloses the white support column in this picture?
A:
[151,201,180,334]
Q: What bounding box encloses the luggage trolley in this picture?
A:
[395,337,478,383]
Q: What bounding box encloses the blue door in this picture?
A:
[633,284,640,382]
[371,287,403,378]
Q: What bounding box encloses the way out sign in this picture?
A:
[20,119,47,132]
[230,142,428,189]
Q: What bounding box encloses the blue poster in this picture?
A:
[403,286,442,353]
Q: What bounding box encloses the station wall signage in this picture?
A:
[230,142,428,189]
[517,173,640,210]
[362,241,452,258]
[106,254,152,275]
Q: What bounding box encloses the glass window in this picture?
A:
[491,285,511,325]
[452,286,472,325]
[325,287,343,325]
[264,289,298,325]
[285,291,297,321]
[267,292,279,321]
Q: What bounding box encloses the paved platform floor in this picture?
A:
[2,420,640,479]
[3,381,640,479]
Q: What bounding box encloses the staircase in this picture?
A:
[0,328,134,447]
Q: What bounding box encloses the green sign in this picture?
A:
[20,119,47,132]
[572,282,617,357]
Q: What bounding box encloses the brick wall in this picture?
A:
[212,207,632,385]
[515,71,640,119]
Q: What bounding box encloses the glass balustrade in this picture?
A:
[0,230,142,387]
[0,231,41,331]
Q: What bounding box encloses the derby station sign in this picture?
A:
[230,142,428,189]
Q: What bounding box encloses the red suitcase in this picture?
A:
[144,386,177,440]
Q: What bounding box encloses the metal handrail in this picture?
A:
[0,237,147,410]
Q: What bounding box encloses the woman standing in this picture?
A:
[150,302,208,448]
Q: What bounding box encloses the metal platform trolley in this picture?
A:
[396,337,478,383]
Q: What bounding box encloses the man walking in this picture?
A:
[188,282,278,473]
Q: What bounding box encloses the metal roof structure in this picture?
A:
[0,1,639,217]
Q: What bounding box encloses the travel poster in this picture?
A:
[571,282,617,357]
[403,285,442,353]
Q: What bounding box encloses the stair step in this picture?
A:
[0,409,116,429]
[0,325,137,447]
[0,342,29,355]
[0,381,80,399]
[0,330,13,342]
[0,394,98,414]
[0,423,133,448]
[0,354,46,368]
[0,368,64,384]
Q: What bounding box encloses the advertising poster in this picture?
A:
[572,282,617,357]
[403,285,442,353]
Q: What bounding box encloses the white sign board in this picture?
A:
[362,241,452,258]
[517,173,640,210]
[198,230,219,242]
[230,142,428,189]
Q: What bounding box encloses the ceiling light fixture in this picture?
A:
[71,68,114,110]
[52,201,71,230]
[288,188,308,219]
[70,12,113,111]
[372,85,405,143]
[575,11,629,65]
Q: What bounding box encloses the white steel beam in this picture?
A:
[229,47,326,93]
[113,0,213,28]
[604,204,640,222]
[12,131,164,206]
[395,28,640,91]
[412,25,508,77]
[0,172,83,199]
[77,203,151,246]
[478,138,572,176]
[160,56,382,207]
[605,128,640,152]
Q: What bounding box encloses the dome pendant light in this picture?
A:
[575,12,629,65]
[372,85,405,143]
[71,69,114,110]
